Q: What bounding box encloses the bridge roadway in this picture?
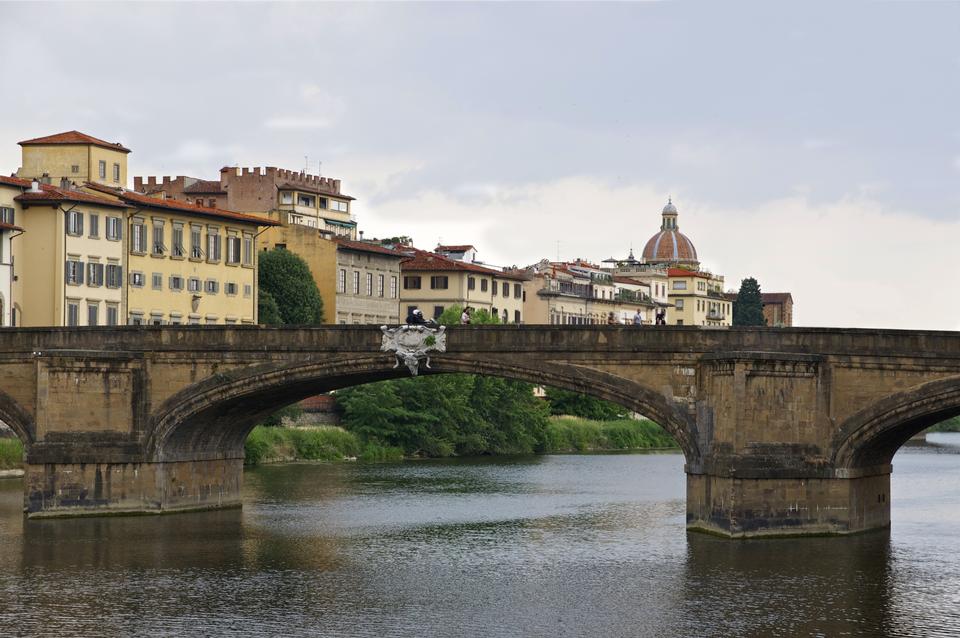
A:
[2,324,960,537]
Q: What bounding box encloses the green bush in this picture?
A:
[0,438,23,470]
[543,417,676,453]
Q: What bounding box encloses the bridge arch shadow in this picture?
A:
[0,387,35,448]
[148,354,699,466]
[833,375,960,469]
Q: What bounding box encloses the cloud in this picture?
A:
[264,117,334,130]
[356,177,960,330]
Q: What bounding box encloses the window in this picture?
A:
[242,235,253,266]
[502,282,509,296]
[225,282,238,295]
[377,274,384,297]
[87,262,104,287]
[113,163,120,182]
[106,304,119,326]
[206,229,221,262]
[71,165,79,174]
[676,319,684,326]
[675,299,684,310]
[106,216,122,241]
[390,276,397,298]
[87,303,99,326]
[105,264,122,288]
[365,273,373,296]
[190,226,203,258]
[330,200,348,212]
[280,191,293,204]
[188,277,201,293]
[514,283,522,298]
[430,276,448,290]
[152,221,166,255]
[172,224,185,257]
[514,310,521,323]
[98,160,106,179]
[226,236,241,264]
[352,271,360,294]
[297,194,315,207]
[672,280,687,290]
[492,281,498,296]
[129,313,144,326]
[0,206,13,225]
[205,279,219,294]
[131,220,147,253]
[337,269,346,293]
[243,284,252,298]
[169,275,184,291]
[65,259,84,285]
[169,314,182,325]
[88,214,99,238]
[319,197,328,209]
[130,271,145,287]
[67,210,84,236]
[67,301,80,326]
[208,199,216,208]
[433,306,444,319]
[481,279,488,292]
[150,313,164,326]
[152,273,163,290]
[468,277,476,290]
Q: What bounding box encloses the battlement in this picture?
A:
[219,166,341,194]
[134,175,196,194]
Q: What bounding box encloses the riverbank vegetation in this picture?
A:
[928,417,960,433]
[544,417,676,452]
[0,438,23,470]
[244,425,403,466]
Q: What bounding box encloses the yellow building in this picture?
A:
[400,249,526,323]
[667,268,731,327]
[17,130,130,188]
[4,175,128,326]
[86,185,280,325]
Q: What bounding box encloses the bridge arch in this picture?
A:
[0,386,35,446]
[833,375,960,469]
[148,354,699,465]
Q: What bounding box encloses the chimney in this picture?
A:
[59,177,72,190]
[28,180,41,193]
[40,172,52,185]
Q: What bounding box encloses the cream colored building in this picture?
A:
[400,249,526,323]
[17,130,130,188]
[86,185,279,325]
[4,175,128,326]
[0,179,25,326]
[334,238,404,325]
[667,268,731,327]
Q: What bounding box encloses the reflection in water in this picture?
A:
[0,439,959,637]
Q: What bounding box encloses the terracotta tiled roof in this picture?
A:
[613,276,649,286]
[0,175,31,189]
[183,180,226,194]
[668,268,711,279]
[14,181,129,209]
[436,244,475,253]
[761,292,793,304]
[334,238,406,258]
[402,250,526,280]
[643,230,698,263]
[84,183,281,226]
[19,130,131,153]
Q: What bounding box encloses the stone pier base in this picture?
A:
[24,458,244,518]
[685,471,891,538]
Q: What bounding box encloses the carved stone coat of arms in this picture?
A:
[380,325,447,375]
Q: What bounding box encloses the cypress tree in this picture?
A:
[733,277,766,326]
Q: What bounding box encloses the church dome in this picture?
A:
[641,198,699,265]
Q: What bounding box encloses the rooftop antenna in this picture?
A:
[317,160,322,177]
[304,155,309,173]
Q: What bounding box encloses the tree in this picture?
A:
[258,248,324,324]
[257,289,282,326]
[733,277,766,326]
[542,387,626,420]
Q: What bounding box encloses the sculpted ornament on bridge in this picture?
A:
[379,324,447,375]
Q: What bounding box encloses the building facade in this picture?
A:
[17,131,130,188]
[667,268,731,327]
[762,292,794,327]
[333,238,404,325]
[0,180,24,326]
[399,250,526,323]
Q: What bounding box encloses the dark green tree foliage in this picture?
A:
[258,248,324,324]
[257,289,282,326]
[336,304,549,456]
[543,387,626,420]
[733,277,766,326]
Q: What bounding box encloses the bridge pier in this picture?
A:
[685,470,891,538]
[23,458,244,518]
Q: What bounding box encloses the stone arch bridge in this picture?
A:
[3,325,959,538]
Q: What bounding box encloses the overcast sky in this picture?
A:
[2,2,959,329]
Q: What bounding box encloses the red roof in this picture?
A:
[668,268,711,279]
[436,244,475,253]
[183,180,226,194]
[13,180,129,209]
[84,183,281,226]
[402,250,526,280]
[613,276,649,286]
[761,292,793,304]
[19,130,131,153]
[334,238,406,258]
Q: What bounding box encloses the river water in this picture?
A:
[1,434,959,637]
